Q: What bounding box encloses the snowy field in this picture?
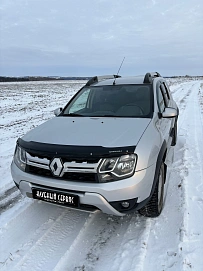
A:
[0,77,203,271]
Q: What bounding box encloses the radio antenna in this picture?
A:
[113,57,125,85]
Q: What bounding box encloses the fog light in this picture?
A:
[121,201,130,208]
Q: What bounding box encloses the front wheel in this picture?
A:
[138,162,165,217]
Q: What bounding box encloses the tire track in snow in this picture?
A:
[172,82,197,270]
[0,186,17,201]
[0,192,23,214]
[54,212,132,271]
[108,216,152,271]
[54,213,153,271]
[178,81,203,270]
[0,201,89,271]
[12,209,90,271]
[172,81,195,113]
[0,186,25,214]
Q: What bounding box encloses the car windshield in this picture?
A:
[62,84,153,118]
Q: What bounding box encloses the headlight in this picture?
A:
[14,145,27,171]
[98,154,137,183]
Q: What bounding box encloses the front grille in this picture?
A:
[28,152,100,164]
[25,151,101,183]
[26,165,99,183]
[63,157,100,164]
[26,165,52,177]
[63,172,98,183]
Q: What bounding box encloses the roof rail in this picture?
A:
[86,75,121,86]
[143,72,161,83]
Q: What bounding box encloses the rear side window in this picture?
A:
[157,87,166,113]
[160,85,169,106]
[163,82,170,99]
[161,83,170,103]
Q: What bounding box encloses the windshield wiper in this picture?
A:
[95,115,140,118]
[94,114,117,117]
[62,113,84,117]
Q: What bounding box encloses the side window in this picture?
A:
[160,85,169,106]
[161,83,170,105]
[157,87,166,113]
[163,82,170,100]
[69,89,91,113]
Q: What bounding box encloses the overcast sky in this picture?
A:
[0,0,202,77]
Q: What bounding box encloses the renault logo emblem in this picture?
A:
[49,158,64,177]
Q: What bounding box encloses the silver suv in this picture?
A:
[11,72,178,217]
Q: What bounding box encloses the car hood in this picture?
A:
[22,117,151,148]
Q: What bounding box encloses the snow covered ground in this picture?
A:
[0,77,203,271]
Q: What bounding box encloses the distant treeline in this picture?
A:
[0,76,90,82]
[0,75,202,82]
[167,75,203,78]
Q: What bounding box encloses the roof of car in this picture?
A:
[85,72,162,87]
[95,76,145,86]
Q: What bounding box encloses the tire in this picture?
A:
[138,162,165,217]
[171,120,177,146]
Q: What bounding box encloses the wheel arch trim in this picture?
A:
[147,140,167,200]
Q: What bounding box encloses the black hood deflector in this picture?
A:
[18,138,136,158]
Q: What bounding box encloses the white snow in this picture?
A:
[0,78,203,271]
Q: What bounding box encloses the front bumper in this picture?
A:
[11,161,156,216]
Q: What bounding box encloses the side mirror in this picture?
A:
[54,107,62,116]
[162,107,178,118]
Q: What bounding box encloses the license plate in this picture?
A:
[32,188,79,207]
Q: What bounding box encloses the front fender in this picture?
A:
[135,119,162,171]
